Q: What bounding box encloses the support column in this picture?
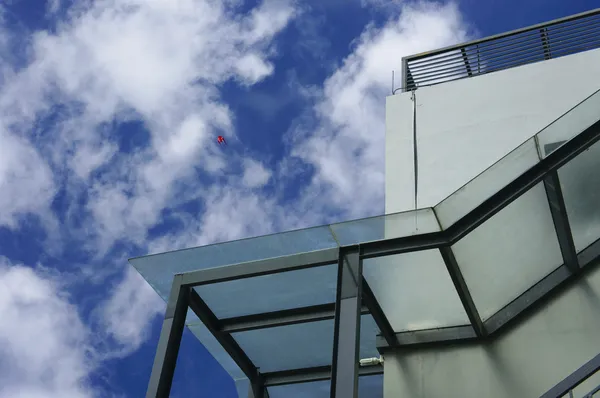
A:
[330,247,362,398]
[147,274,189,398]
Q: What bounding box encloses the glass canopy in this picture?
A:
[131,87,600,398]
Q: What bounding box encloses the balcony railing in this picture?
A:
[401,8,600,92]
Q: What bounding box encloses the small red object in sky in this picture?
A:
[217,135,226,145]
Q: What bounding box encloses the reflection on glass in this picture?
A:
[330,208,440,246]
[558,140,600,253]
[536,88,600,158]
[434,87,600,230]
[196,264,337,319]
[434,139,539,229]
[188,323,245,380]
[363,249,469,332]
[452,183,563,320]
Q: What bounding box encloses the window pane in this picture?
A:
[232,315,378,373]
[267,380,330,398]
[130,226,338,306]
[195,264,337,319]
[187,323,245,381]
[359,374,384,398]
[558,140,600,253]
[363,249,469,332]
[266,374,383,398]
[452,183,563,320]
[233,320,333,373]
[330,208,440,246]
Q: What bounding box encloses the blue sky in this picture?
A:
[0,0,597,397]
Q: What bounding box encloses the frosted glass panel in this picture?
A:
[536,88,600,158]
[558,140,600,253]
[363,249,469,332]
[330,208,440,245]
[435,138,540,229]
[195,264,337,318]
[130,226,338,303]
[452,183,564,320]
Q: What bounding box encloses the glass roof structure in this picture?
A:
[131,86,600,398]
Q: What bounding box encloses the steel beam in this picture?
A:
[447,119,600,244]
[578,237,600,267]
[484,264,571,334]
[330,247,362,398]
[187,290,264,396]
[540,352,600,398]
[180,248,338,287]
[543,171,579,273]
[376,325,477,350]
[263,364,383,387]
[361,232,448,259]
[361,279,398,347]
[220,303,370,333]
[439,246,486,337]
[146,275,189,398]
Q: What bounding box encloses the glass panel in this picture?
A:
[187,323,245,380]
[435,87,600,230]
[434,138,540,229]
[363,249,469,332]
[267,380,330,398]
[232,319,334,373]
[452,183,564,320]
[330,208,440,246]
[558,140,600,253]
[196,264,337,319]
[232,315,376,373]
[130,226,338,304]
[359,374,384,398]
[360,315,381,360]
[536,88,600,158]
[266,374,383,398]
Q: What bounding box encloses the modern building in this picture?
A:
[131,8,600,398]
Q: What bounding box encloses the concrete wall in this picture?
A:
[385,47,600,214]
[383,263,600,398]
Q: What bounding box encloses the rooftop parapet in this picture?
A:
[401,8,600,92]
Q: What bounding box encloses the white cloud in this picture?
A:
[289,1,470,219]
[146,1,471,249]
[0,126,56,228]
[0,0,473,389]
[97,266,164,354]
[0,258,95,398]
[242,158,272,188]
[0,0,296,254]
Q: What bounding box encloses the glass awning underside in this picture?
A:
[131,88,600,398]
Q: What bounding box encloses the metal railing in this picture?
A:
[401,8,600,92]
[540,353,600,398]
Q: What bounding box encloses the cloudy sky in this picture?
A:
[0,0,597,397]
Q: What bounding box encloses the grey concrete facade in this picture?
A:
[383,263,600,398]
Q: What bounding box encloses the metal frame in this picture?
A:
[144,117,600,397]
[540,353,600,398]
[400,8,600,91]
